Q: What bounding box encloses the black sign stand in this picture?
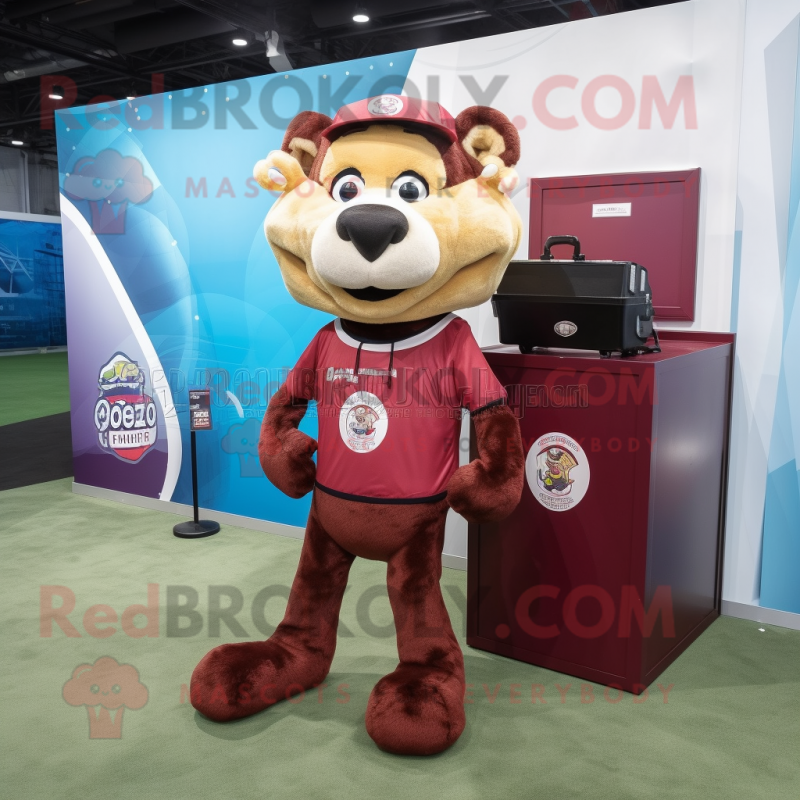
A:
[174,390,220,539]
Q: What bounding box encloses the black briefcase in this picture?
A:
[492,235,660,357]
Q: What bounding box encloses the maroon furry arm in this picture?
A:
[259,383,317,499]
[447,404,525,523]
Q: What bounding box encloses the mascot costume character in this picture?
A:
[191,94,526,755]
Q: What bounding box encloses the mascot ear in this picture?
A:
[281,111,333,176]
[455,106,520,169]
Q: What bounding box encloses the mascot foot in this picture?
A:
[190,638,328,722]
[365,664,466,755]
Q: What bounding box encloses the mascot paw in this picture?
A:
[190,639,328,722]
[259,428,317,499]
[446,461,515,523]
[365,665,466,756]
[447,404,525,523]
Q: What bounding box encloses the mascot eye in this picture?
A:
[115,178,125,187]
[332,171,364,203]
[391,173,428,203]
[92,178,103,188]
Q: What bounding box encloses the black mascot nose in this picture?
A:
[336,204,409,263]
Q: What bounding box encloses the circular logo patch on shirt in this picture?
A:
[339,391,388,453]
[526,432,590,512]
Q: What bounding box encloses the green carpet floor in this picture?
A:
[1,478,798,800]
[0,352,70,426]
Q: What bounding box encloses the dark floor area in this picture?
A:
[0,412,73,491]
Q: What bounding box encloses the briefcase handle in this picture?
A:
[540,235,586,261]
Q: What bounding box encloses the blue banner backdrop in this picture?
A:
[56,52,415,526]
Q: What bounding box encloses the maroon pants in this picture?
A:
[190,489,465,755]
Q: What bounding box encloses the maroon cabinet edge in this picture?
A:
[467,331,735,694]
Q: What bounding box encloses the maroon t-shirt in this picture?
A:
[286,314,505,502]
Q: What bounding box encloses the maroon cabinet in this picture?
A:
[468,332,734,693]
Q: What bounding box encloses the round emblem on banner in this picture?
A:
[367,95,404,116]
[526,432,590,512]
[339,391,388,453]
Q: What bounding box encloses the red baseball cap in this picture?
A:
[321,94,458,144]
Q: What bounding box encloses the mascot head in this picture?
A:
[254,94,522,324]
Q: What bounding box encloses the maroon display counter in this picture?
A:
[468,332,734,693]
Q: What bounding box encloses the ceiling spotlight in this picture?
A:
[232,31,250,46]
[11,139,23,146]
[49,91,63,100]
[353,5,369,23]
[232,37,248,46]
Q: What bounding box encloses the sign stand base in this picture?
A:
[173,519,220,538]
[173,429,220,539]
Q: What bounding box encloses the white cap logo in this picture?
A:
[367,95,403,117]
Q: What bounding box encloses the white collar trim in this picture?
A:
[334,313,458,352]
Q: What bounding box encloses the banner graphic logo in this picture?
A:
[93,352,158,462]
[63,150,153,235]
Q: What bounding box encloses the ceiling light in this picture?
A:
[353,5,369,23]
[11,139,23,146]
[232,37,248,46]
[49,91,63,100]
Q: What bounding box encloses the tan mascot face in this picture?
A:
[254,95,523,323]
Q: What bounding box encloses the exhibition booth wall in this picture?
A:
[54,0,800,622]
[726,0,800,621]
